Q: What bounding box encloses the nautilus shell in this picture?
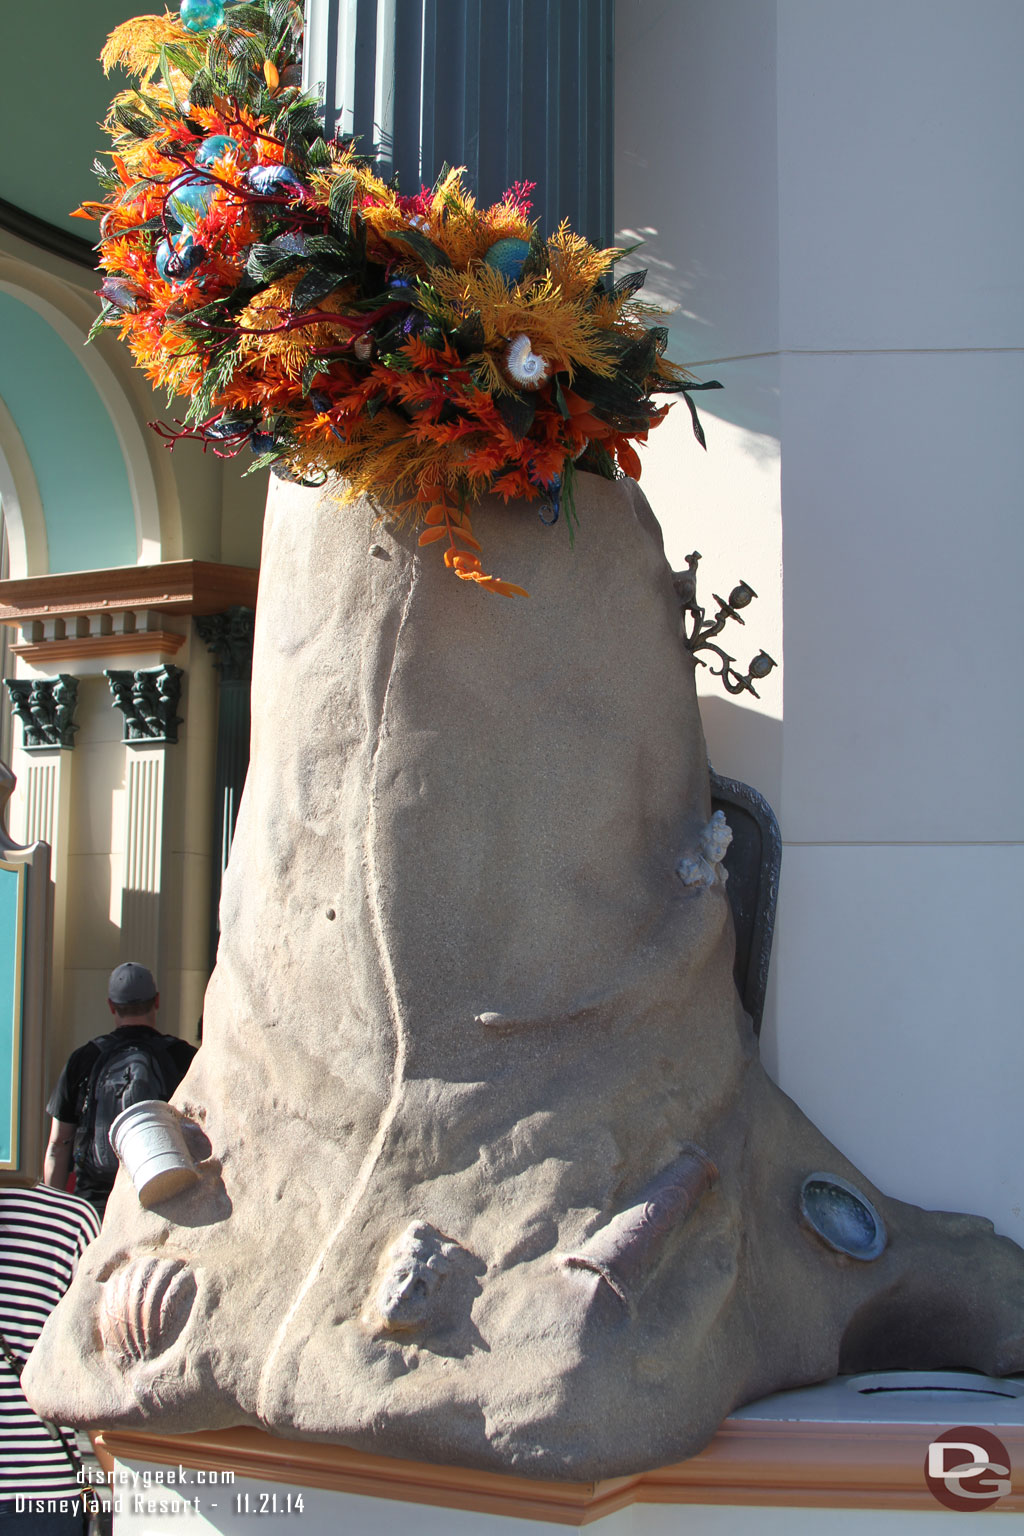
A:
[99,1256,197,1365]
[504,334,550,390]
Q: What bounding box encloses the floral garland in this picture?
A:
[77,0,720,596]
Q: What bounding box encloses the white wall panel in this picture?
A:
[778,0,1024,351]
[771,842,1024,1245]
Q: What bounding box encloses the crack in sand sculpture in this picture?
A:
[25,475,1024,1478]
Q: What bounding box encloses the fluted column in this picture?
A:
[106,666,185,975]
[3,674,79,1039]
[195,609,254,967]
[120,748,165,971]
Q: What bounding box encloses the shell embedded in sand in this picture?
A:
[99,1256,197,1364]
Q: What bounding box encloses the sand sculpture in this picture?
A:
[25,475,1024,1477]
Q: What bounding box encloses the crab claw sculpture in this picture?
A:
[25,475,1024,1479]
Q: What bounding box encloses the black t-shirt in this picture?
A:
[46,1026,197,1208]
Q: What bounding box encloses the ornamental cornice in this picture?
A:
[0,560,258,668]
[0,559,259,623]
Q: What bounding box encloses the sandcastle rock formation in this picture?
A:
[25,475,1024,1478]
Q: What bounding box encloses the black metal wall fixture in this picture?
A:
[303,0,614,247]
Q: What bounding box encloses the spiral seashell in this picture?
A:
[99,1256,197,1365]
[504,334,550,390]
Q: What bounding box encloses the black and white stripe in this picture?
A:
[1,1184,100,1497]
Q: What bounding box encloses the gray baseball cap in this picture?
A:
[108,962,157,1005]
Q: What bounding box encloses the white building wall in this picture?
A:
[110,1460,1020,1535]
[615,0,1024,1245]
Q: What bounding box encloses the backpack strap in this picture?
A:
[0,1323,96,1507]
[72,1037,114,1167]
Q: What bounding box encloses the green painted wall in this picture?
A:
[0,0,142,239]
[0,293,137,572]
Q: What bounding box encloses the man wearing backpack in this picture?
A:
[42,963,197,1217]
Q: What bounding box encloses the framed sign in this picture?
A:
[0,857,26,1169]
[0,761,50,1182]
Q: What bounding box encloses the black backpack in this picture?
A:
[73,1032,179,1184]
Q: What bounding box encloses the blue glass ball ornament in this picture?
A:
[244,163,305,198]
[195,135,238,167]
[180,0,225,31]
[155,233,203,284]
[483,237,530,285]
[167,175,214,226]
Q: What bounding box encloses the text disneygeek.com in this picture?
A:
[16,1465,306,1517]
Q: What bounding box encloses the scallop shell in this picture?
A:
[99,1256,197,1364]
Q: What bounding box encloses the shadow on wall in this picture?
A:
[697,693,782,817]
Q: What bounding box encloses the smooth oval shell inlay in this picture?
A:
[800,1173,887,1261]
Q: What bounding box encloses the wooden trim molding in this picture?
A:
[91,1419,1024,1524]
[0,560,259,625]
[12,632,185,664]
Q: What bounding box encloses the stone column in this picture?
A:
[105,666,184,975]
[195,609,254,969]
[3,674,79,1038]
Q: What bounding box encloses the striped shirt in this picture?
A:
[0,1183,100,1497]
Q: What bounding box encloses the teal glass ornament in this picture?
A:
[155,238,178,283]
[156,233,202,284]
[167,176,214,226]
[180,0,225,31]
[483,237,530,285]
[195,135,238,167]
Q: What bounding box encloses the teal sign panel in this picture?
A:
[0,860,26,1170]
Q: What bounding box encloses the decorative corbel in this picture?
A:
[105,665,184,744]
[195,607,255,683]
[4,674,80,750]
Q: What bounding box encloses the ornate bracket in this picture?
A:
[195,607,255,683]
[105,665,184,745]
[674,552,777,699]
[4,675,80,750]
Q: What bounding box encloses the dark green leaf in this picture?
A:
[612,269,648,301]
[242,451,278,477]
[618,326,666,380]
[97,217,163,244]
[187,68,216,108]
[328,171,357,234]
[292,267,346,311]
[519,229,548,282]
[366,394,387,419]
[573,366,644,413]
[663,379,724,392]
[245,243,302,282]
[576,441,616,479]
[114,103,158,138]
[674,386,723,449]
[552,376,571,418]
[387,227,452,270]
[301,357,326,394]
[494,391,536,439]
[451,311,485,356]
[301,234,352,262]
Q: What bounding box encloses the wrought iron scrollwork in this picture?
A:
[673,551,777,699]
